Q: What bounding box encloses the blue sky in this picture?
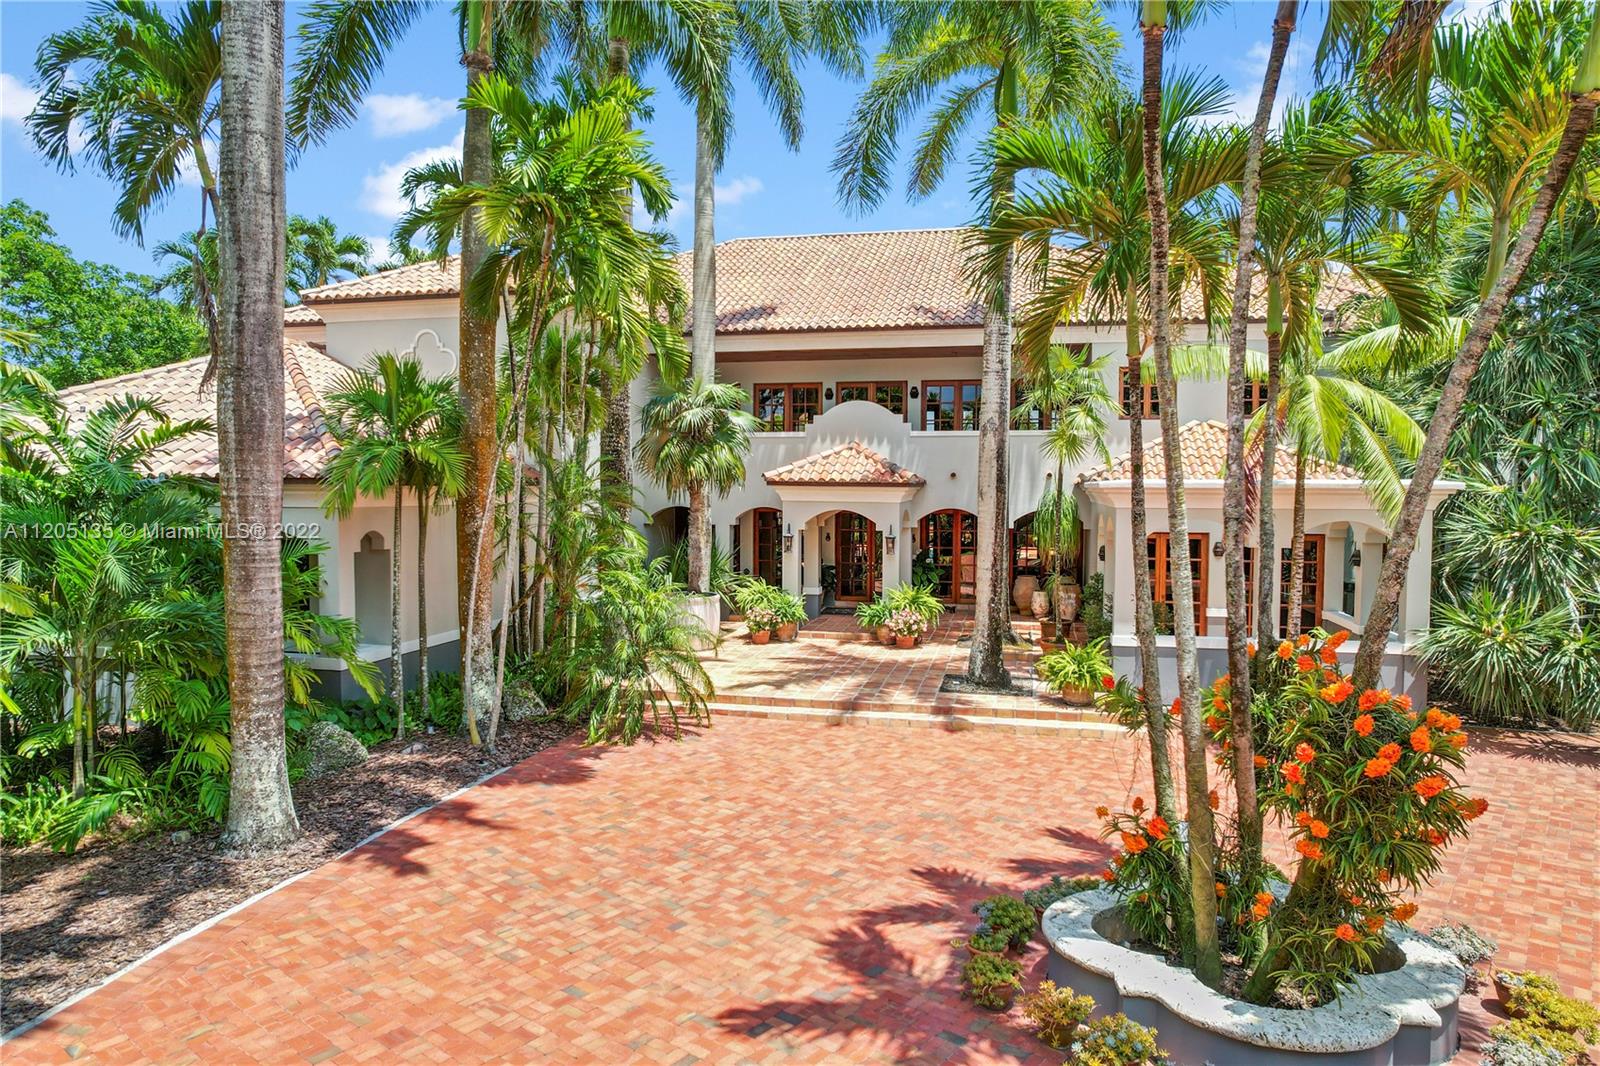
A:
[1,1,1483,282]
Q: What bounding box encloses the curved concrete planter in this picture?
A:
[1042,889,1466,1066]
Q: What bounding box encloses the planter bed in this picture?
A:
[1042,888,1467,1066]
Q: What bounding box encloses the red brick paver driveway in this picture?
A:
[6,717,1596,1064]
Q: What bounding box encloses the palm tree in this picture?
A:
[323,354,465,737]
[285,215,372,295]
[29,0,224,361]
[1014,346,1117,611]
[0,392,213,796]
[636,377,759,594]
[836,0,1117,689]
[986,75,1242,825]
[216,0,296,850]
[1218,0,1298,862]
[1138,0,1221,987]
[1352,3,1600,687]
[396,72,678,747]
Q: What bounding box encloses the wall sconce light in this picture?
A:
[885,531,897,554]
[1098,545,1106,562]
[783,523,794,553]
[1212,541,1225,557]
[824,387,834,401]
[909,385,920,399]
[824,530,831,542]
[1350,549,1362,567]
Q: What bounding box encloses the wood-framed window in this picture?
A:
[1244,380,1269,416]
[921,380,981,431]
[836,380,907,419]
[1147,532,1210,635]
[753,383,821,431]
[1279,534,1326,635]
[1011,380,1051,430]
[753,508,781,585]
[1119,367,1160,419]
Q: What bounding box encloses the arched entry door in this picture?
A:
[834,512,879,600]
[917,509,977,602]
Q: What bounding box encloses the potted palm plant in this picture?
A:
[772,590,806,642]
[886,583,946,633]
[1037,638,1111,705]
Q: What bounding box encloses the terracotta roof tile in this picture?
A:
[1080,420,1360,484]
[292,230,1367,335]
[299,257,460,303]
[283,303,323,324]
[763,441,925,486]
[57,341,348,479]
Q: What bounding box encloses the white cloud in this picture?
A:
[360,130,463,219]
[1204,36,1316,130]
[365,235,392,266]
[0,72,39,125]
[666,174,765,227]
[365,93,457,138]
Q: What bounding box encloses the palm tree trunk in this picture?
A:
[687,97,719,595]
[69,668,86,798]
[416,486,430,727]
[217,0,297,849]
[1254,327,1283,655]
[1142,1,1221,987]
[598,34,634,513]
[1221,0,1295,865]
[390,488,405,735]
[1353,19,1598,690]
[1287,450,1308,640]
[967,76,1018,687]
[1127,303,1175,823]
[457,3,498,747]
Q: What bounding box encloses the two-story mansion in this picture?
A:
[61,227,1455,698]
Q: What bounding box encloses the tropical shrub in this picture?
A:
[1093,630,1488,1006]
[970,894,1035,953]
[1018,980,1094,1047]
[885,582,945,625]
[1037,638,1112,696]
[959,953,1022,1009]
[733,578,802,627]
[1081,571,1112,642]
[1504,974,1600,1042]
[1069,1014,1164,1066]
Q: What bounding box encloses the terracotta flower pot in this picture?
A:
[1060,685,1093,706]
[1030,590,1051,620]
[1012,574,1039,613]
[1040,619,1057,642]
[776,621,798,642]
[879,627,897,646]
[1069,621,1089,646]
[751,629,771,645]
[895,634,917,649]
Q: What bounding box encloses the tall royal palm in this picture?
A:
[29,0,224,359]
[987,76,1242,824]
[836,0,1116,688]
[323,354,466,736]
[216,0,295,850]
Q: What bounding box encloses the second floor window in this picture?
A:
[1011,380,1051,430]
[837,380,906,418]
[753,383,821,431]
[922,380,980,431]
[1119,367,1160,420]
[1244,380,1269,415]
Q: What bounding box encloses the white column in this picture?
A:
[780,517,801,597]
[878,504,904,594]
[801,520,821,597]
[1111,506,1134,635]
[1398,504,1437,645]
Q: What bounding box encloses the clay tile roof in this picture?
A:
[288,230,1369,335]
[56,341,348,479]
[1079,420,1360,484]
[763,441,925,487]
[299,257,461,303]
[284,303,323,324]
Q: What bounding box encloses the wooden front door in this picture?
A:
[1147,532,1210,636]
[834,513,878,600]
[1280,534,1326,635]
[753,508,781,585]
[919,510,977,602]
